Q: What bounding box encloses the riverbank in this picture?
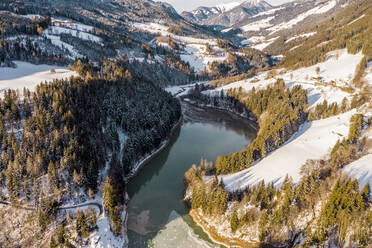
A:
[189,210,260,248]
[181,97,258,132]
[126,97,257,247]
[125,114,183,182]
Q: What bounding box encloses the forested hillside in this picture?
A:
[272,0,372,72]
[185,90,371,247]
[188,79,307,174]
[0,56,181,246]
[183,1,372,247]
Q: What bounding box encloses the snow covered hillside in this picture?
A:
[206,49,363,109]
[343,154,372,196]
[131,22,227,72]
[219,110,354,191]
[267,0,337,35]
[202,47,370,191]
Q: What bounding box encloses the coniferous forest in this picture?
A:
[0,58,181,242]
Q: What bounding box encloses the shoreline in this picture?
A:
[123,93,258,247]
[189,210,260,248]
[125,114,183,182]
[181,96,259,131]
[122,112,183,245]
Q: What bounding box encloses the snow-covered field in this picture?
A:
[343,154,372,196]
[219,110,354,191]
[52,18,95,32]
[240,16,275,32]
[0,61,77,94]
[251,36,279,50]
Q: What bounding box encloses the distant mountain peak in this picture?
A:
[215,1,242,12]
[181,0,272,27]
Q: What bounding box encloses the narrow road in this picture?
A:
[59,202,103,216]
[0,200,103,216]
[0,200,36,211]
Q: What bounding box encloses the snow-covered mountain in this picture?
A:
[181,0,272,27]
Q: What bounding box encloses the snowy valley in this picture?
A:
[0,0,371,247]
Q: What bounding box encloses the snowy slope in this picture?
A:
[216,2,242,12]
[268,0,337,34]
[285,32,317,43]
[240,16,275,32]
[343,154,372,196]
[206,49,363,109]
[220,110,355,191]
[0,61,77,94]
[132,22,228,72]
[203,48,365,191]
[45,26,102,43]
[87,212,128,248]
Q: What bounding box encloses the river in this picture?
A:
[127,100,257,247]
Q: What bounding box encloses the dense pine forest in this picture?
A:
[0,57,181,245]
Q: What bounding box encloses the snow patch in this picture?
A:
[347,14,365,25]
[285,32,317,43]
[251,36,278,50]
[0,61,77,95]
[87,212,128,248]
[240,16,275,32]
[343,154,372,196]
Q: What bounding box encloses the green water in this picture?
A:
[127,102,256,247]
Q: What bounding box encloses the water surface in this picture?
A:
[127,102,257,247]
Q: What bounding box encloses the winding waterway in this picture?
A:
[127,101,257,247]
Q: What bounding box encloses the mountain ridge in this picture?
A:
[181,0,272,27]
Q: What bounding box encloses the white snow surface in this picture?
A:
[44,34,83,59]
[46,26,102,43]
[343,154,372,196]
[220,110,355,191]
[347,14,366,25]
[87,212,128,248]
[240,16,275,32]
[251,36,279,50]
[0,61,77,94]
[285,32,317,43]
[268,0,337,34]
[216,1,241,12]
[251,6,285,18]
[52,18,95,32]
[203,48,365,192]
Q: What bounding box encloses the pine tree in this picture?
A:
[230,207,239,233]
[49,237,57,248]
[47,160,58,191]
[103,176,115,213]
[361,183,370,204]
[56,222,65,244]
[73,169,80,187]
